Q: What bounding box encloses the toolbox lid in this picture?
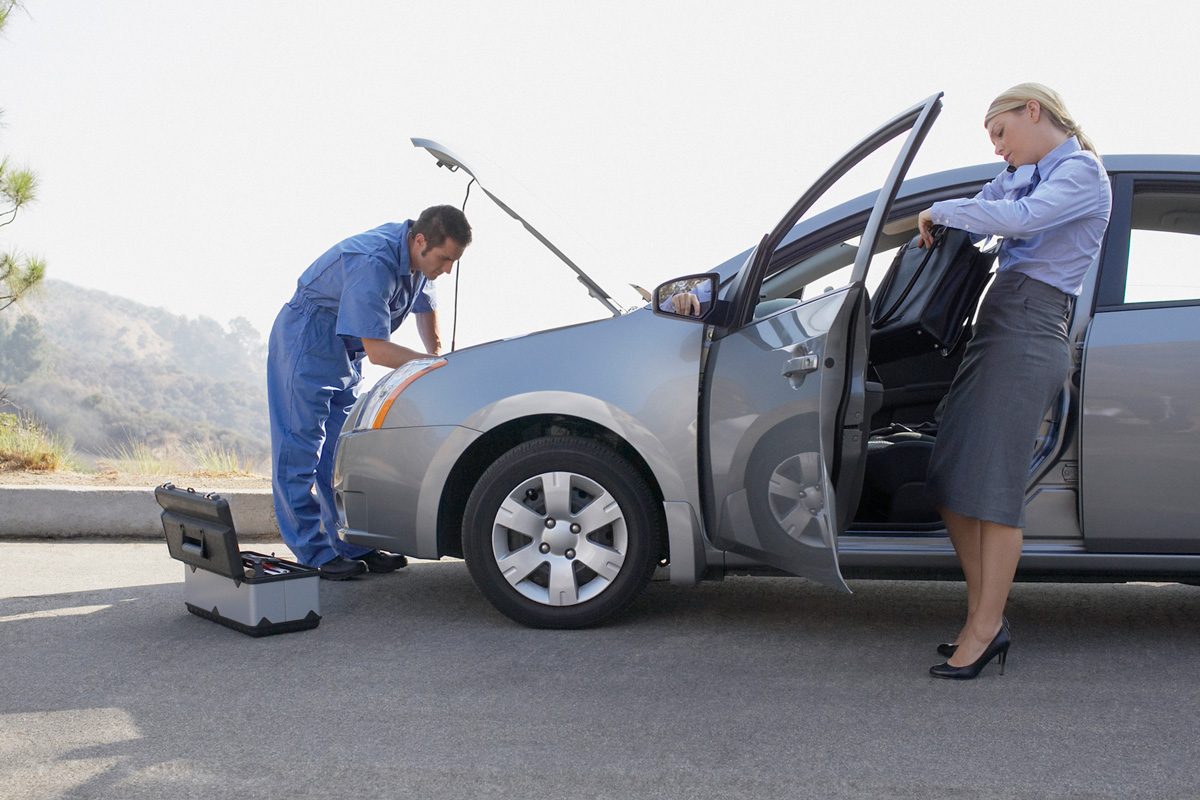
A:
[157,484,244,582]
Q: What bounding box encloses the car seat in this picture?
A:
[856,425,940,523]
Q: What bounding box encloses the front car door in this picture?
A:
[700,93,943,589]
[1081,169,1200,553]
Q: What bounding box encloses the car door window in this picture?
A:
[1123,188,1200,304]
[792,234,910,302]
[757,221,917,315]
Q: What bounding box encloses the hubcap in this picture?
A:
[766,451,825,545]
[491,471,628,606]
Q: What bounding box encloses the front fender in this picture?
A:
[461,391,690,502]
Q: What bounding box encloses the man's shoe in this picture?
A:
[357,549,408,574]
[318,555,367,581]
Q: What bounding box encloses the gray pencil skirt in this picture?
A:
[924,270,1072,527]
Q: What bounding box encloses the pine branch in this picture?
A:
[0,251,45,311]
[1,166,35,206]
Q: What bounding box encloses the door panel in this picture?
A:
[1081,306,1200,552]
[704,288,859,590]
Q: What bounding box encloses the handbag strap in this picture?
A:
[872,226,945,328]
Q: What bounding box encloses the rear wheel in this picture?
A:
[462,436,660,628]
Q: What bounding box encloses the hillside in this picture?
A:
[0,280,269,462]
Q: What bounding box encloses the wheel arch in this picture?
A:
[436,412,672,560]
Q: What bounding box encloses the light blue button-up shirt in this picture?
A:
[929,136,1112,296]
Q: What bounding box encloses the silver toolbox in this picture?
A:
[157,484,321,637]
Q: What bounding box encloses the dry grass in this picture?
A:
[0,418,269,484]
[0,413,74,472]
[185,443,262,477]
[95,441,181,476]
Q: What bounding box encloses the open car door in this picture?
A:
[701,93,943,590]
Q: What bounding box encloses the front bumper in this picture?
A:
[334,424,481,558]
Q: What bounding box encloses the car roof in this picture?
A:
[707,154,1200,280]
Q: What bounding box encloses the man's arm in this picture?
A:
[361,338,436,370]
[414,310,441,356]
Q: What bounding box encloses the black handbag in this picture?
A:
[869,226,998,363]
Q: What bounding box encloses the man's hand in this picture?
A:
[917,209,936,249]
[361,338,436,370]
[670,291,702,317]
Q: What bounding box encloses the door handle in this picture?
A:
[782,354,819,378]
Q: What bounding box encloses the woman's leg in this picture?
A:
[940,507,981,644]
[947,520,1022,667]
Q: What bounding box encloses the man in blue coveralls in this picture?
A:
[267,205,472,580]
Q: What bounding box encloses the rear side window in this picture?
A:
[1124,189,1200,304]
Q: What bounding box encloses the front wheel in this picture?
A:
[462,436,661,629]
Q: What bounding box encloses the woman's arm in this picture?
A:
[919,169,1008,247]
[928,157,1107,239]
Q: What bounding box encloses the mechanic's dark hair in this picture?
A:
[412,205,473,248]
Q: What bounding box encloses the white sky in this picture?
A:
[2,1,1198,375]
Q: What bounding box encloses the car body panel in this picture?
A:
[1080,305,1200,553]
[337,424,481,558]
[831,537,1200,581]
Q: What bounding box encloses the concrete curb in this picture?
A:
[0,486,279,539]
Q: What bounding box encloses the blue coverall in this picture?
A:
[267,220,435,567]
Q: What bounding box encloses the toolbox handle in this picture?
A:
[179,526,204,557]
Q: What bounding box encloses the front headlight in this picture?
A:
[353,357,447,431]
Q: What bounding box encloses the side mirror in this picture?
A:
[652,273,719,323]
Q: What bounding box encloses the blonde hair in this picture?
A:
[984,82,1097,154]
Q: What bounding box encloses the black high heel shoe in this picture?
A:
[930,626,1010,680]
[936,615,1010,658]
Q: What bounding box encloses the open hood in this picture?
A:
[412,138,625,316]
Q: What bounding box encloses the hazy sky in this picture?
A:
[2,1,1198,369]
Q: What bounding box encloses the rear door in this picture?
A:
[701,94,943,589]
[1081,174,1200,553]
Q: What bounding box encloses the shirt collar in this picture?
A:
[1037,135,1082,177]
[396,219,416,279]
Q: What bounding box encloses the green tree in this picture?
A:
[228,316,267,362]
[0,313,45,383]
[0,0,46,313]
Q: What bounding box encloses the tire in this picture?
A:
[462,436,661,629]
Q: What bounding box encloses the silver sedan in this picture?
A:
[334,93,1200,628]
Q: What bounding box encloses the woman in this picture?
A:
[916,84,1111,679]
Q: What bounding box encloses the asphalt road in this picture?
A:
[2,542,1198,800]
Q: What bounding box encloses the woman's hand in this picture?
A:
[917,208,935,249]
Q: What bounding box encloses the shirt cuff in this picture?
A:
[928,199,977,232]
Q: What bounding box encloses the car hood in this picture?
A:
[413,138,626,317]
